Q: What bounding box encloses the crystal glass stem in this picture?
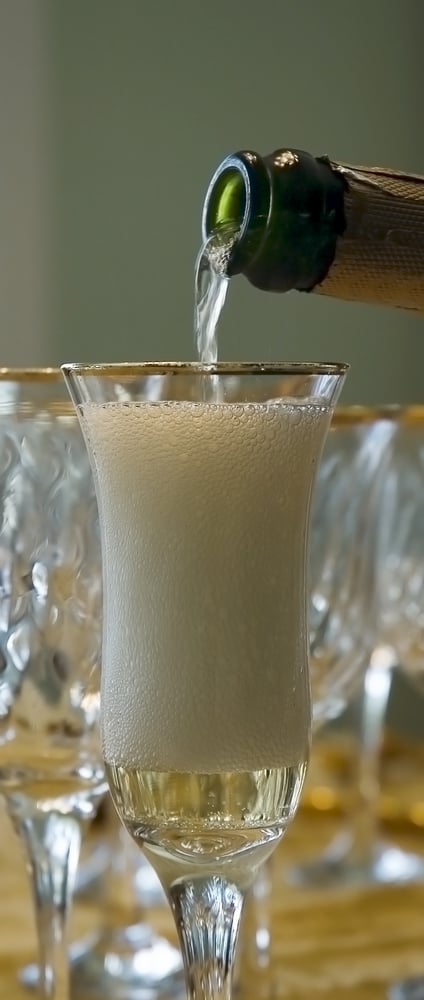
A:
[245,862,272,969]
[167,875,244,1000]
[347,646,395,866]
[7,797,87,1000]
[98,821,142,924]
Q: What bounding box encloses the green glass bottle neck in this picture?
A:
[202,151,272,277]
[202,148,347,293]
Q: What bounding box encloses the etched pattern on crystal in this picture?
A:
[0,414,102,788]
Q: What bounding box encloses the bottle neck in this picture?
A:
[201,151,272,277]
[202,148,346,292]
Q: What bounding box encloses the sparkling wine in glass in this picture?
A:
[63,361,347,1000]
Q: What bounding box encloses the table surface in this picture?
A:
[1,802,424,999]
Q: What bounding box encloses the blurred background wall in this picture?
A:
[2,0,424,402]
[1,0,51,363]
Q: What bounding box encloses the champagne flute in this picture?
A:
[245,408,392,964]
[295,407,424,888]
[375,407,424,1000]
[309,408,391,730]
[9,371,183,999]
[62,359,347,1000]
[0,370,106,1000]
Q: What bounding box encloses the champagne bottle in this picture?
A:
[202,148,424,312]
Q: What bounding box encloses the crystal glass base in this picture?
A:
[389,978,424,1000]
[20,926,185,1000]
[289,830,424,888]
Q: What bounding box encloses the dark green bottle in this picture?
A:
[202,148,424,312]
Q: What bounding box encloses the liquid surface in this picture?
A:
[82,398,330,773]
[107,763,307,872]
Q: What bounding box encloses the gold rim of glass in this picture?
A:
[61,361,349,377]
[0,368,62,382]
[333,405,424,425]
[0,370,423,425]
[0,369,74,416]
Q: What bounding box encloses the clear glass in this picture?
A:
[70,813,184,999]
[389,978,424,1000]
[377,408,424,1000]
[62,359,347,1000]
[9,376,183,999]
[20,758,184,1000]
[295,406,424,889]
[0,369,106,1000]
[309,408,389,728]
[247,408,390,951]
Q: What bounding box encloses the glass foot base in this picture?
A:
[389,977,424,1000]
[20,925,185,1000]
[288,831,424,889]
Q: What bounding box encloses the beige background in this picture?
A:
[2,0,424,402]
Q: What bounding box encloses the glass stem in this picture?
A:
[167,874,244,1000]
[348,645,397,865]
[7,798,85,1000]
[240,860,272,972]
[98,816,154,932]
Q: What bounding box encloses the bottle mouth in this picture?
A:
[202,156,250,243]
[201,152,271,275]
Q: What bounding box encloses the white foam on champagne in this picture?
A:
[83,400,330,773]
